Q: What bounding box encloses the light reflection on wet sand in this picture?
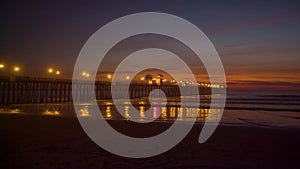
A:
[0,100,221,122]
[3,101,300,128]
[2,91,300,127]
[0,108,22,114]
[79,106,90,117]
[42,109,61,116]
[75,103,220,122]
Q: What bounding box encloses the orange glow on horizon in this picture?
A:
[227,81,300,90]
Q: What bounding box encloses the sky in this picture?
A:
[1,0,300,90]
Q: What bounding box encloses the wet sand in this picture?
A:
[1,114,300,169]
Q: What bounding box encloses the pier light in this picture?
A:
[107,74,112,79]
[48,68,53,73]
[13,66,20,72]
[0,64,4,68]
[56,70,60,75]
[126,76,130,80]
[82,72,90,78]
[140,77,145,81]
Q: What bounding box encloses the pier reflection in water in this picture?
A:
[76,102,221,122]
[2,99,221,122]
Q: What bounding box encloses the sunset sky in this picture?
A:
[1,0,300,90]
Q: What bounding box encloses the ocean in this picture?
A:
[1,89,300,128]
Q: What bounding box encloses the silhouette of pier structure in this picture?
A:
[0,76,208,105]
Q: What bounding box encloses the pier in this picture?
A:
[0,76,208,105]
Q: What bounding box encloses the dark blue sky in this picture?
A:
[1,0,300,89]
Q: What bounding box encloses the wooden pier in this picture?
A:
[0,76,208,105]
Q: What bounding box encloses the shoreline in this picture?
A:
[1,110,300,130]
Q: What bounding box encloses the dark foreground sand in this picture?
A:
[1,114,300,169]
